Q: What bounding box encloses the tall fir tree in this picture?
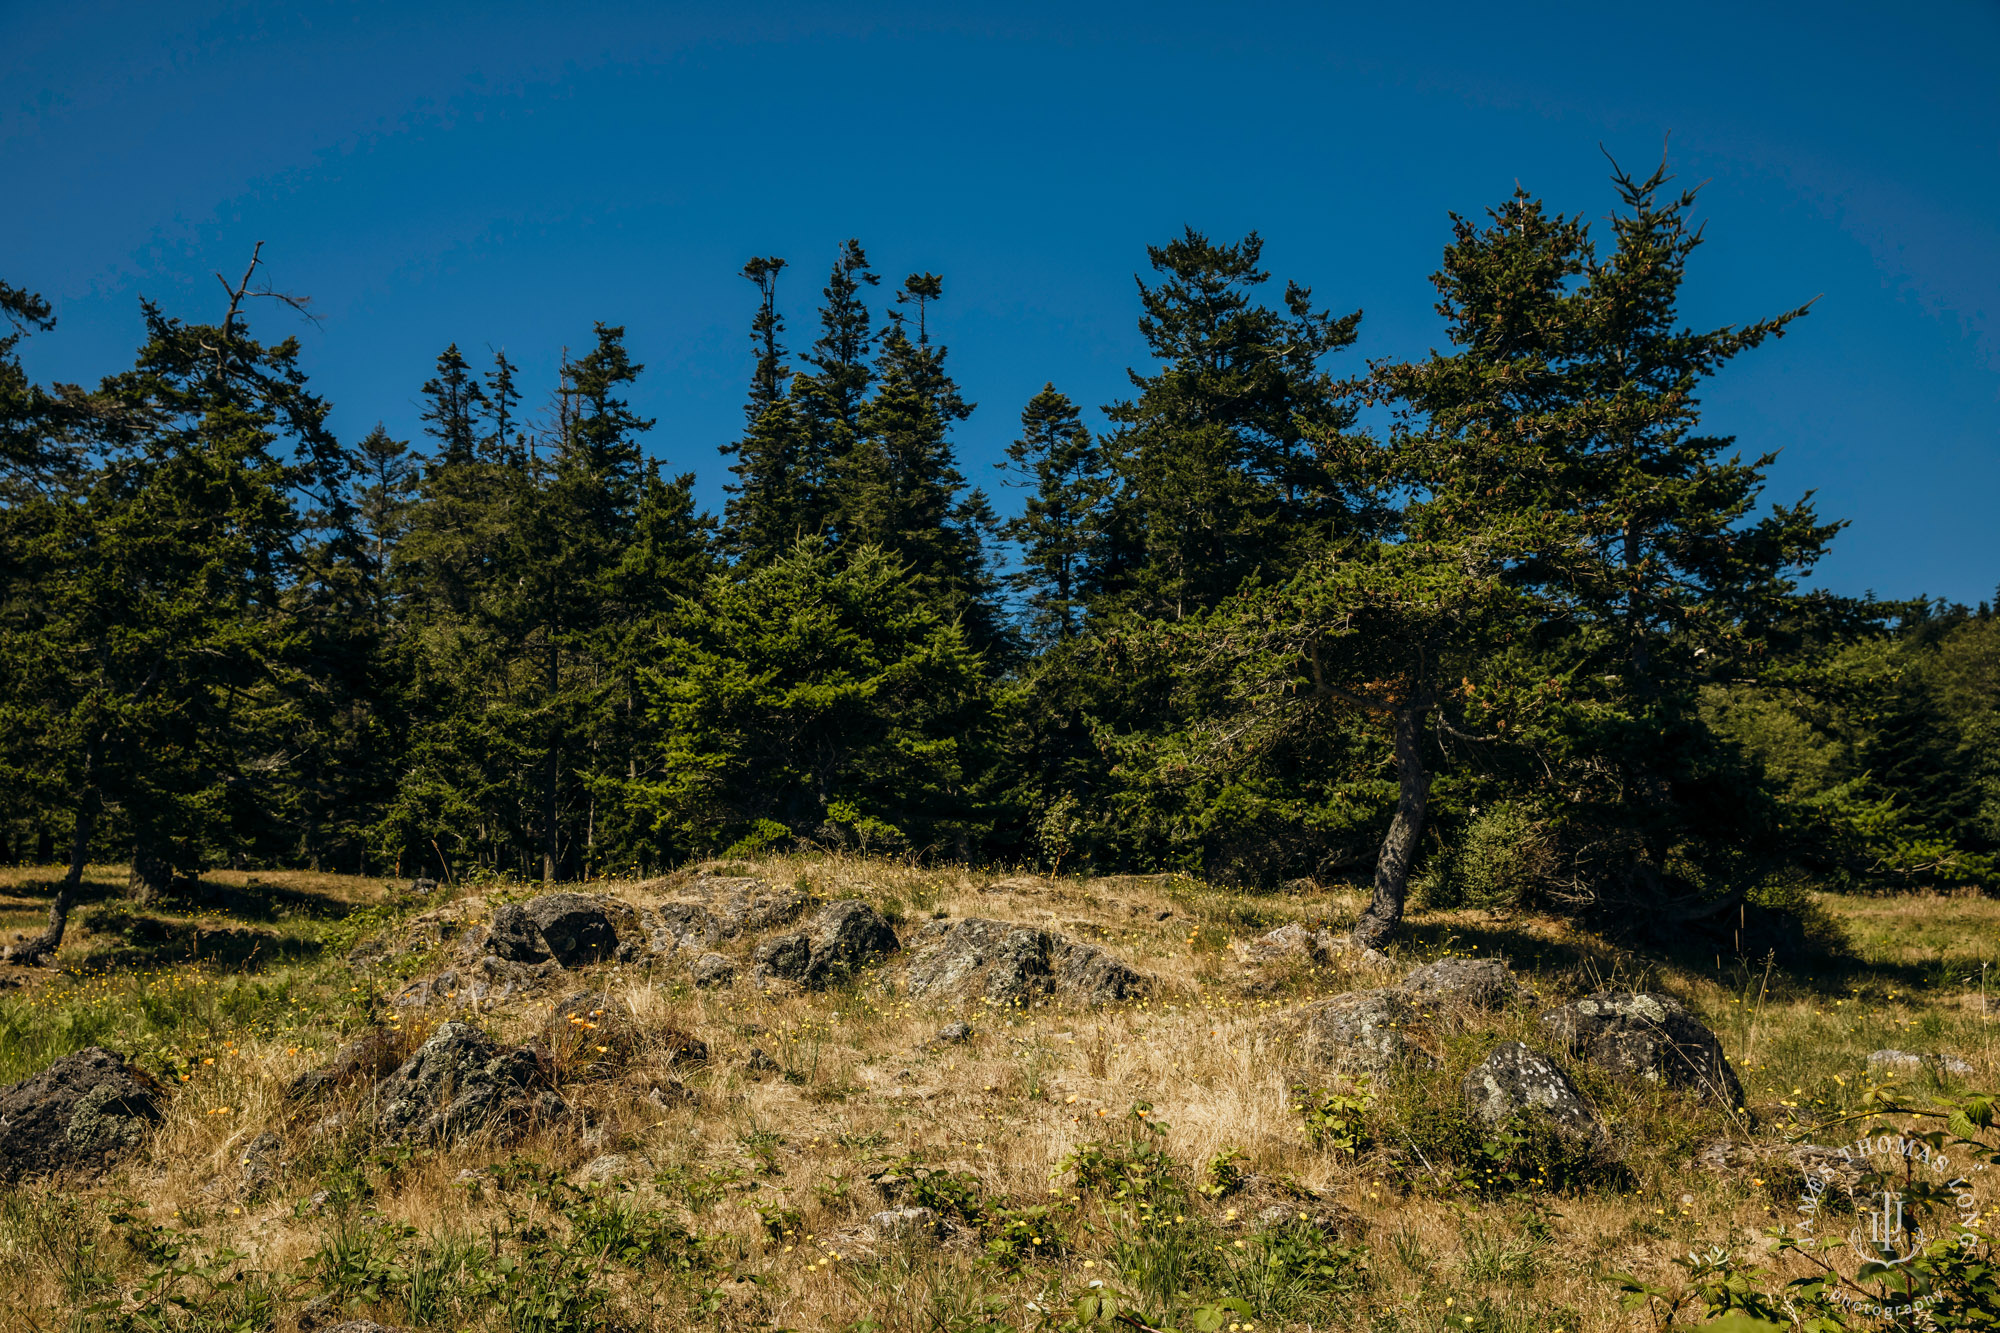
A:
[793,240,879,538]
[1099,229,1362,620]
[722,257,812,563]
[997,384,1109,645]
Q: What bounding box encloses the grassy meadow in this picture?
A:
[0,859,1994,1332]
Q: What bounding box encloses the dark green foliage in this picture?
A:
[633,538,990,860]
[1,153,1990,923]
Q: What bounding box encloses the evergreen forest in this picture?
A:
[6,160,1997,961]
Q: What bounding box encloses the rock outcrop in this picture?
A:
[1282,988,1432,1077]
[639,875,810,955]
[0,1047,162,1183]
[1463,1041,1604,1140]
[900,917,1150,1007]
[373,1021,563,1143]
[487,893,619,968]
[1539,991,1745,1107]
[754,900,899,989]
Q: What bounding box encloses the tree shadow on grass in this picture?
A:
[71,902,323,973]
[1396,908,1949,1002]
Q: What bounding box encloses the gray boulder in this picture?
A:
[1539,991,1745,1107]
[0,1047,162,1183]
[640,876,810,954]
[1867,1049,1974,1080]
[901,917,1150,1008]
[237,1130,283,1195]
[1282,988,1433,1077]
[484,902,552,963]
[1463,1042,1604,1140]
[1400,958,1524,1010]
[691,951,737,988]
[1235,922,1338,964]
[373,1021,563,1143]
[754,900,899,989]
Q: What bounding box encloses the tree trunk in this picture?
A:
[1351,701,1432,950]
[129,828,174,904]
[11,791,98,966]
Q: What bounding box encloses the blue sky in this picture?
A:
[4,1,1997,603]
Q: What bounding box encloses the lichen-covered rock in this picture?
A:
[521,893,619,967]
[1400,958,1524,1010]
[639,876,810,954]
[484,902,552,963]
[1234,922,1337,964]
[373,1021,563,1143]
[752,930,812,987]
[1463,1042,1604,1140]
[237,1130,283,1195]
[0,1047,161,1183]
[1867,1049,1974,1079]
[1281,988,1432,1077]
[866,1206,947,1242]
[901,917,1151,1008]
[1539,991,1745,1107]
[753,901,899,990]
[691,951,736,988]
[804,900,899,986]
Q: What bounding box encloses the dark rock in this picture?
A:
[1400,958,1524,1011]
[1462,1041,1604,1140]
[287,1028,404,1101]
[1282,988,1432,1078]
[901,917,1151,1008]
[746,1047,780,1074]
[933,1021,973,1045]
[0,1047,161,1183]
[374,1021,563,1143]
[803,900,899,987]
[752,931,812,987]
[522,894,618,968]
[1539,991,1745,1107]
[410,878,439,897]
[485,903,552,964]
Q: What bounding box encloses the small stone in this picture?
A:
[933,1021,973,1045]
[1867,1049,1974,1079]
[746,1047,779,1074]
[866,1206,945,1242]
[237,1130,282,1195]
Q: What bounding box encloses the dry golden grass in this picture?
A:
[0,855,1994,1331]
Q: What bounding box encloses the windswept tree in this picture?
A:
[792,240,879,539]
[1,251,356,957]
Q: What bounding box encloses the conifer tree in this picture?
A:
[837,274,1003,648]
[997,384,1108,644]
[793,240,879,536]
[419,343,485,466]
[1099,229,1362,619]
[723,257,812,562]
[483,349,522,464]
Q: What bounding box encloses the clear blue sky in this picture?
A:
[5,1,1997,603]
